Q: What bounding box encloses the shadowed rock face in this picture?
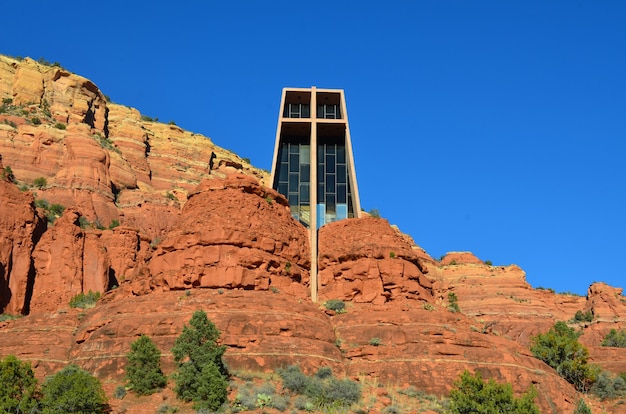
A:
[1,54,626,413]
[0,179,46,314]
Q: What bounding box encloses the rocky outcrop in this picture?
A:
[0,177,45,314]
[144,174,310,297]
[318,217,436,305]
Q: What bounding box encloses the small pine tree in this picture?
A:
[0,355,39,413]
[126,335,167,395]
[40,364,107,413]
[530,321,600,392]
[172,310,228,411]
[448,370,540,414]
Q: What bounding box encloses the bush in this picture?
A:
[114,385,126,399]
[54,122,66,130]
[448,292,460,313]
[69,290,101,308]
[0,355,39,413]
[1,166,15,182]
[573,398,592,414]
[31,117,41,125]
[315,366,333,379]
[126,335,167,395]
[589,371,626,400]
[324,299,346,313]
[572,310,594,323]
[278,365,361,409]
[33,176,47,189]
[448,370,539,414]
[530,321,600,391]
[172,310,228,411]
[369,337,382,346]
[278,365,309,394]
[40,364,107,413]
[601,329,626,347]
[108,219,120,230]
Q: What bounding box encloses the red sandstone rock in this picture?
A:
[318,217,435,304]
[0,179,46,314]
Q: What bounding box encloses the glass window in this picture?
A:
[326,177,335,193]
[300,184,309,202]
[302,104,310,118]
[289,154,299,172]
[318,184,324,198]
[288,194,299,207]
[300,164,310,182]
[279,146,288,162]
[288,173,299,193]
[326,155,335,173]
[299,145,310,164]
[337,166,346,183]
[278,183,288,195]
[317,145,324,159]
[289,144,299,154]
[317,164,324,182]
[337,184,346,203]
[336,146,345,163]
[326,145,336,155]
[326,194,336,212]
[279,164,288,181]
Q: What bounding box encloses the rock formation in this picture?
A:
[1,54,625,413]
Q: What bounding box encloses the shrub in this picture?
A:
[108,219,120,230]
[78,216,90,228]
[448,370,539,413]
[389,251,396,258]
[278,365,361,409]
[315,366,333,379]
[33,176,47,189]
[172,310,228,411]
[447,292,460,313]
[530,321,600,391]
[324,299,346,313]
[54,122,66,129]
[368,209,381,218]
[114,385,126,399]
[31,117,41,125]
[278,365,309,394]
[369,337,382,346]
[0,355,39,413]
[126,335,167,395]
[484,260,493,266]
[601,329,626,347]
[40,364,107,413]
[1,166,15,182]
[69,290,101,308]
[589,371,626,400]
[573,398,592,414]
[572,310,594,323]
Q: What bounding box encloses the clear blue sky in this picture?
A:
[2,1,624,295]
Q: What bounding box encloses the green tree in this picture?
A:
[126,335,167,395]
[172,310,228,411]
[0,355,39,413]
[530,321,599,391]
[40,364,107,413]
[448,370,539,414]
[601,329,626,347]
